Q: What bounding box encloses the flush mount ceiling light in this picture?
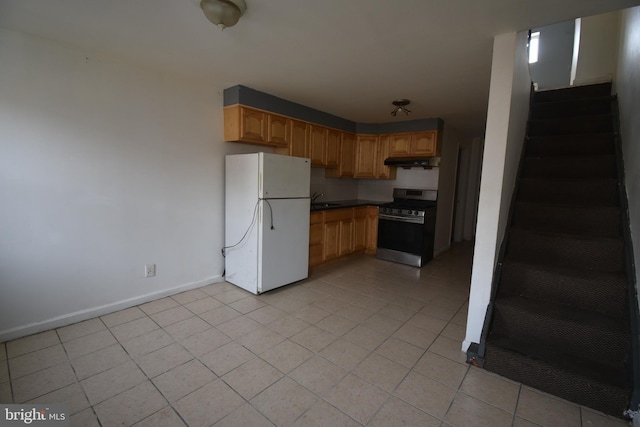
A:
[200,0,247,30]
[391,99,411,116]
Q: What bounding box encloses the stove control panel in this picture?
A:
[379,207,425,217]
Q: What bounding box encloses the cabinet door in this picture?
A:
[354,135,378,178]
[309,125,327,166]
[340,133,356,177]
[309,212,324,267]
[389,133,412,156]
[323,221,340,261]
[240,107,268,144]
[289,119,309,158]
[375,135,395,179]
[325,129,340,168]
[412,131,437,156]
[339,219,353,257]
[365,206,378,253]
[353,207,367,252]
[267,114,290,146]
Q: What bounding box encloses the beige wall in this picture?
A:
[0,28,260,340]
[574,11,621,85]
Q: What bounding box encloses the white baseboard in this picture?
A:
[0,275,224,342]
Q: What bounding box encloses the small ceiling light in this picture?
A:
[200,0,247,30]
[391,99,411,116]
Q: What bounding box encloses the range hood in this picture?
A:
[384,156,441,169]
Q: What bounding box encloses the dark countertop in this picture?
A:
[310,199,388,212]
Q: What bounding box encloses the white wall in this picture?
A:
[574,11,621,85]
[463,31,532,351]
[616,6,640,306]
[0,29,258,341]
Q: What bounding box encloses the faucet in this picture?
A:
[311,192,324,203]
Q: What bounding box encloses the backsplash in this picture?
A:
[310,167,439,202]
[358,167,439,200]
[310,168,358,201]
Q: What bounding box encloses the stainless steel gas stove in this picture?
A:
[376,188,437,267]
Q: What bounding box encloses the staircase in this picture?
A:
[482,82,634,417]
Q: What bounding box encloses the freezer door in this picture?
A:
[260,153,310,199]
[258,198,310,293]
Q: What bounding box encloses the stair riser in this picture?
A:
[483,343,630,417]
[525,136,614,157]
[518,179,618,206]
[529,117,613,136]
[512,204,621,237]
[507,232,624,272]
[530,99,612,120]
[521,156,617,180]
[499,263,627,317]
[491,303,629,367]
[533,83,612,103]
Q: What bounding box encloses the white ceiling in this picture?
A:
[1,0,639,137]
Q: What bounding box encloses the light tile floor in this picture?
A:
[0,242,631,426]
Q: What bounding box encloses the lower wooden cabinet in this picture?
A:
[309,205,379,270]
[353,207,367,252]
[309,212,324,268]
[365,206,378,254]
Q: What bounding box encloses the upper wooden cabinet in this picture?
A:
[325,129,340,168]
[224,105,268,144]
[389,133,412,156]
[389,130,439,157]
[290,119,310,158]
[376,135,396,179]
[309,124,327,167]
[225,103,439,176]
[275,118,309,158]
[412,131,438,156]
[267,114,290,146]
[354,135,378,178]
[325,132,355,178]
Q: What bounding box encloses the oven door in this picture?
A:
[377,216,425,256]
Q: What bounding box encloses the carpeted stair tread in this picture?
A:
[525,134,615,157]
[486,333,630,388]
[491,295,630,369]
[521,155,617,179]
[517,178,619,206]
[506,228,624,272]
[480,83,633,418]
[533,83,612,103]
[530,97,612,120]
[483,342,630,417]
[499,259,628,317]
[511,202,621,237]
[528,114,613,136]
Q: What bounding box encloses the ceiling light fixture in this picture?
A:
[391,99,411,116]
[200,0,247,30]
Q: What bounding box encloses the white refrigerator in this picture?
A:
[224,152,311,294]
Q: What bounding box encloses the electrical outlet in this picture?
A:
[145,264,156,278]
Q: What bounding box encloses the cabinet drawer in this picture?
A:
[324,208,353,222]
